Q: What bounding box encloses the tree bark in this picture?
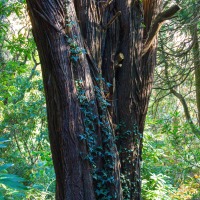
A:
[26,0,179,199]
[26,1,95,199]
[191,24,200,126]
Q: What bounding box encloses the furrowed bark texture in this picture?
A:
[191,24,200,126]
[74,0,162,199]
[26,1,95,199]
[66,1,122,199]
[113,1,161,199]
[27,0,180,199]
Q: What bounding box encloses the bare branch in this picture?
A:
[170,88,200,139]
[142,5,181,56]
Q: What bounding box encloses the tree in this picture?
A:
[26,0,180,199]
[191,23,200,126]
[153,0,200,137]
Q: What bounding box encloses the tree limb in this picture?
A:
[170,88,200,139]
[142,5,181,56]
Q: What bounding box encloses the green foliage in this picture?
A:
[0,1,55,199]
[142,109,200,199]
[141,1,200,198]
[0,138,27,199]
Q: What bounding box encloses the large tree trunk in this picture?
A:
[26,1,96,199]
[26,0,179,199]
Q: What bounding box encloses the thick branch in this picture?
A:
[170,88,200,139]
[102,0,113,9]
[160,37,200,139]
[103,11,121,30]
[142,5,181,56]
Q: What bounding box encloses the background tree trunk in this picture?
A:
[191,24,200,126]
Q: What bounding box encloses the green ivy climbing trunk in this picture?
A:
[26,0,179,199]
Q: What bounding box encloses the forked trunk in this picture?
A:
[26,0,179,199]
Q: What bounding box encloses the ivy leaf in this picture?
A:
[0,164,14,172]
[0,144,7,148]
[71,56,79,62]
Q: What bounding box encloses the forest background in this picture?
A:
[0,0,199,199]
